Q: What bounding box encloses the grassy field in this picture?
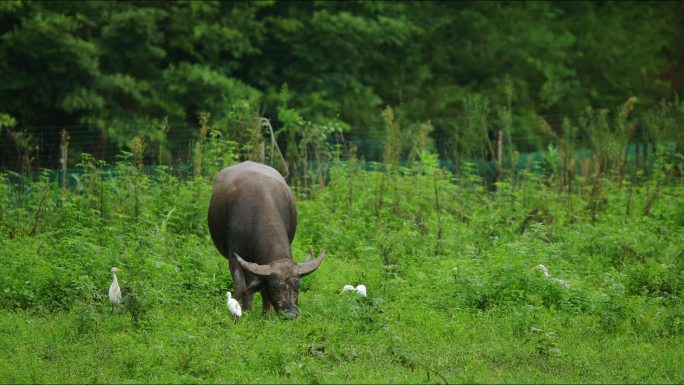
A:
[1,155,683,383]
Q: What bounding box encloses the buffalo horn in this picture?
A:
[295,249,327,276]
[304,250,314,262]
[243,278,262,295]
[234,253,274,277]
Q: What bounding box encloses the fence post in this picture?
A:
[60,129,69,193]
[496,129,503,183]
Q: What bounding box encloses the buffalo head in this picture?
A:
[234,249,326,318]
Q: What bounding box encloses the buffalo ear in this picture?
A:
[234,253,274,278]
[243,278,263,296]
[295,249,327,277]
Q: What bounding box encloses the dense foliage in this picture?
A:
[1,1,684,382]
[1,1,683,167]
[1,139,683,382]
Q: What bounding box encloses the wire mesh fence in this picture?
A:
[0,115,678,186]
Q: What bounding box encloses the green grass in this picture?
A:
[1,158,683,383]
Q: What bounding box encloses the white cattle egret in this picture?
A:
[340,284,355,294]
[109,267,123,304]
[355,284,367,297]
[534,264,549,277]
[226,291,242,322]
[550,277,571,288]
[533,264,570,288]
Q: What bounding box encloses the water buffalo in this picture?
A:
[208,161,326,318]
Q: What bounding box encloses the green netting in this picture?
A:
[1,141,673,187]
